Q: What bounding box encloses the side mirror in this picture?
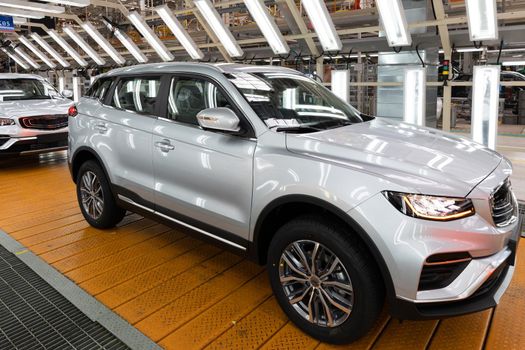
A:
[61,89,73,98]
[196,107,241,132]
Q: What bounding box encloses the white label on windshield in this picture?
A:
[265,118,300,128]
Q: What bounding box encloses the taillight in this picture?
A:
[68,105,78,117]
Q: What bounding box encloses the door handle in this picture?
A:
[155,140,175,152]
[94,123,108,133]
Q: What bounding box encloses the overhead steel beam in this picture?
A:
[281,0,319,56]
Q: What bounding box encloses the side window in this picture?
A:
[86,78,113,101]
[167,76,230,125]
[94,79,113,101]
[111,76,161,115]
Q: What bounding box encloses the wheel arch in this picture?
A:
[252,194,396,301]
[71,146,112,187]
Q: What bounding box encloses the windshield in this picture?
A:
[0,79,61,102]
[226,72,362,132]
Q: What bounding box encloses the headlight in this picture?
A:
[0,118,15,126]
[383,191,475,221]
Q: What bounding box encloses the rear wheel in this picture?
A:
[76,160,125,228]
[267,216,384,344]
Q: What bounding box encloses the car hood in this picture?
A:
[286,118,502,197]
[0,99,72,118]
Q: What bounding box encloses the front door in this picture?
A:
[153,75,256,244]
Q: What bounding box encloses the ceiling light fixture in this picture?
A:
[465,0,498,41]
[0,48,30,70]
[375,0,412,47]
[32,32,72,68]
[46,30,86,67]
[18,36,56,69]
[128,11,174,62]
[300,0,342,51]
[63,25,106,65]
[81,21,125,65]
[0,0,64,14]
[13,46,40,69]
[194,0,244,57]
[156,4,204,60]
[41,0,90,7]
[0,6,45,19]
[502,61,525,66]
[243,0,289,55]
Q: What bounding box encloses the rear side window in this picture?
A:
[111,76,161,116]
[86,78,113,101]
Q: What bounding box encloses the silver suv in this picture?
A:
[0,73,73,156]
[68,63,521,344]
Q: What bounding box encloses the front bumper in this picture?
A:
[389,213,520,319]
[0,132,68,156]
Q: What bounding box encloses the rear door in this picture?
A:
[152,74,256,244]
[95,75,161,204]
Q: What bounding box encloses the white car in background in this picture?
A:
[0,73,74,156]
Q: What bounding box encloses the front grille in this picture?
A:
[490,178,517,227]
[19,115,68,130]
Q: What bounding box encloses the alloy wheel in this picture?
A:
[279,239,354,328]
[79,171,104,220]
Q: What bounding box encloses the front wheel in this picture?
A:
[76,160,125,229]
[267,216,384,344]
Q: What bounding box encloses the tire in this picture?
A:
[76,160,125,229]
[267,216,384,344]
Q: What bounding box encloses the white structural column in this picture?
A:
[471,65,501,150]
[72,74,80,102]
[331,70,350,103]
[403,67,427,126]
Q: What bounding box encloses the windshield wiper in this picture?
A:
[308,119,353,130]
[269,124,321,133]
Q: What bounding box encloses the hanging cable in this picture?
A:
[496,39,504,65]
[416,44,426,67]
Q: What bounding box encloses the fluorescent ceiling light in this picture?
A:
[46,30,86,67]
[194,0,244,58]
[1,48,30,70]
[502,61,525,66]
[0,6,45,18]
[404,67,426,126]
[465,0,498,41]
[81,22,125,65]
[300,0,342,51]
[331,70,350,103]
[13,16,26,24]
[243,0,289,55]
[64,25,106,65]
[18,36,56,69]
[375,0,412,47]
[13,46,40,69]
[471,65,500,150]
[32,32,72,68]
[42,0,90,7]
[113,28,148,63]
[155,4,204,60]
[0,0,64,14]
[128,11,174,62]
